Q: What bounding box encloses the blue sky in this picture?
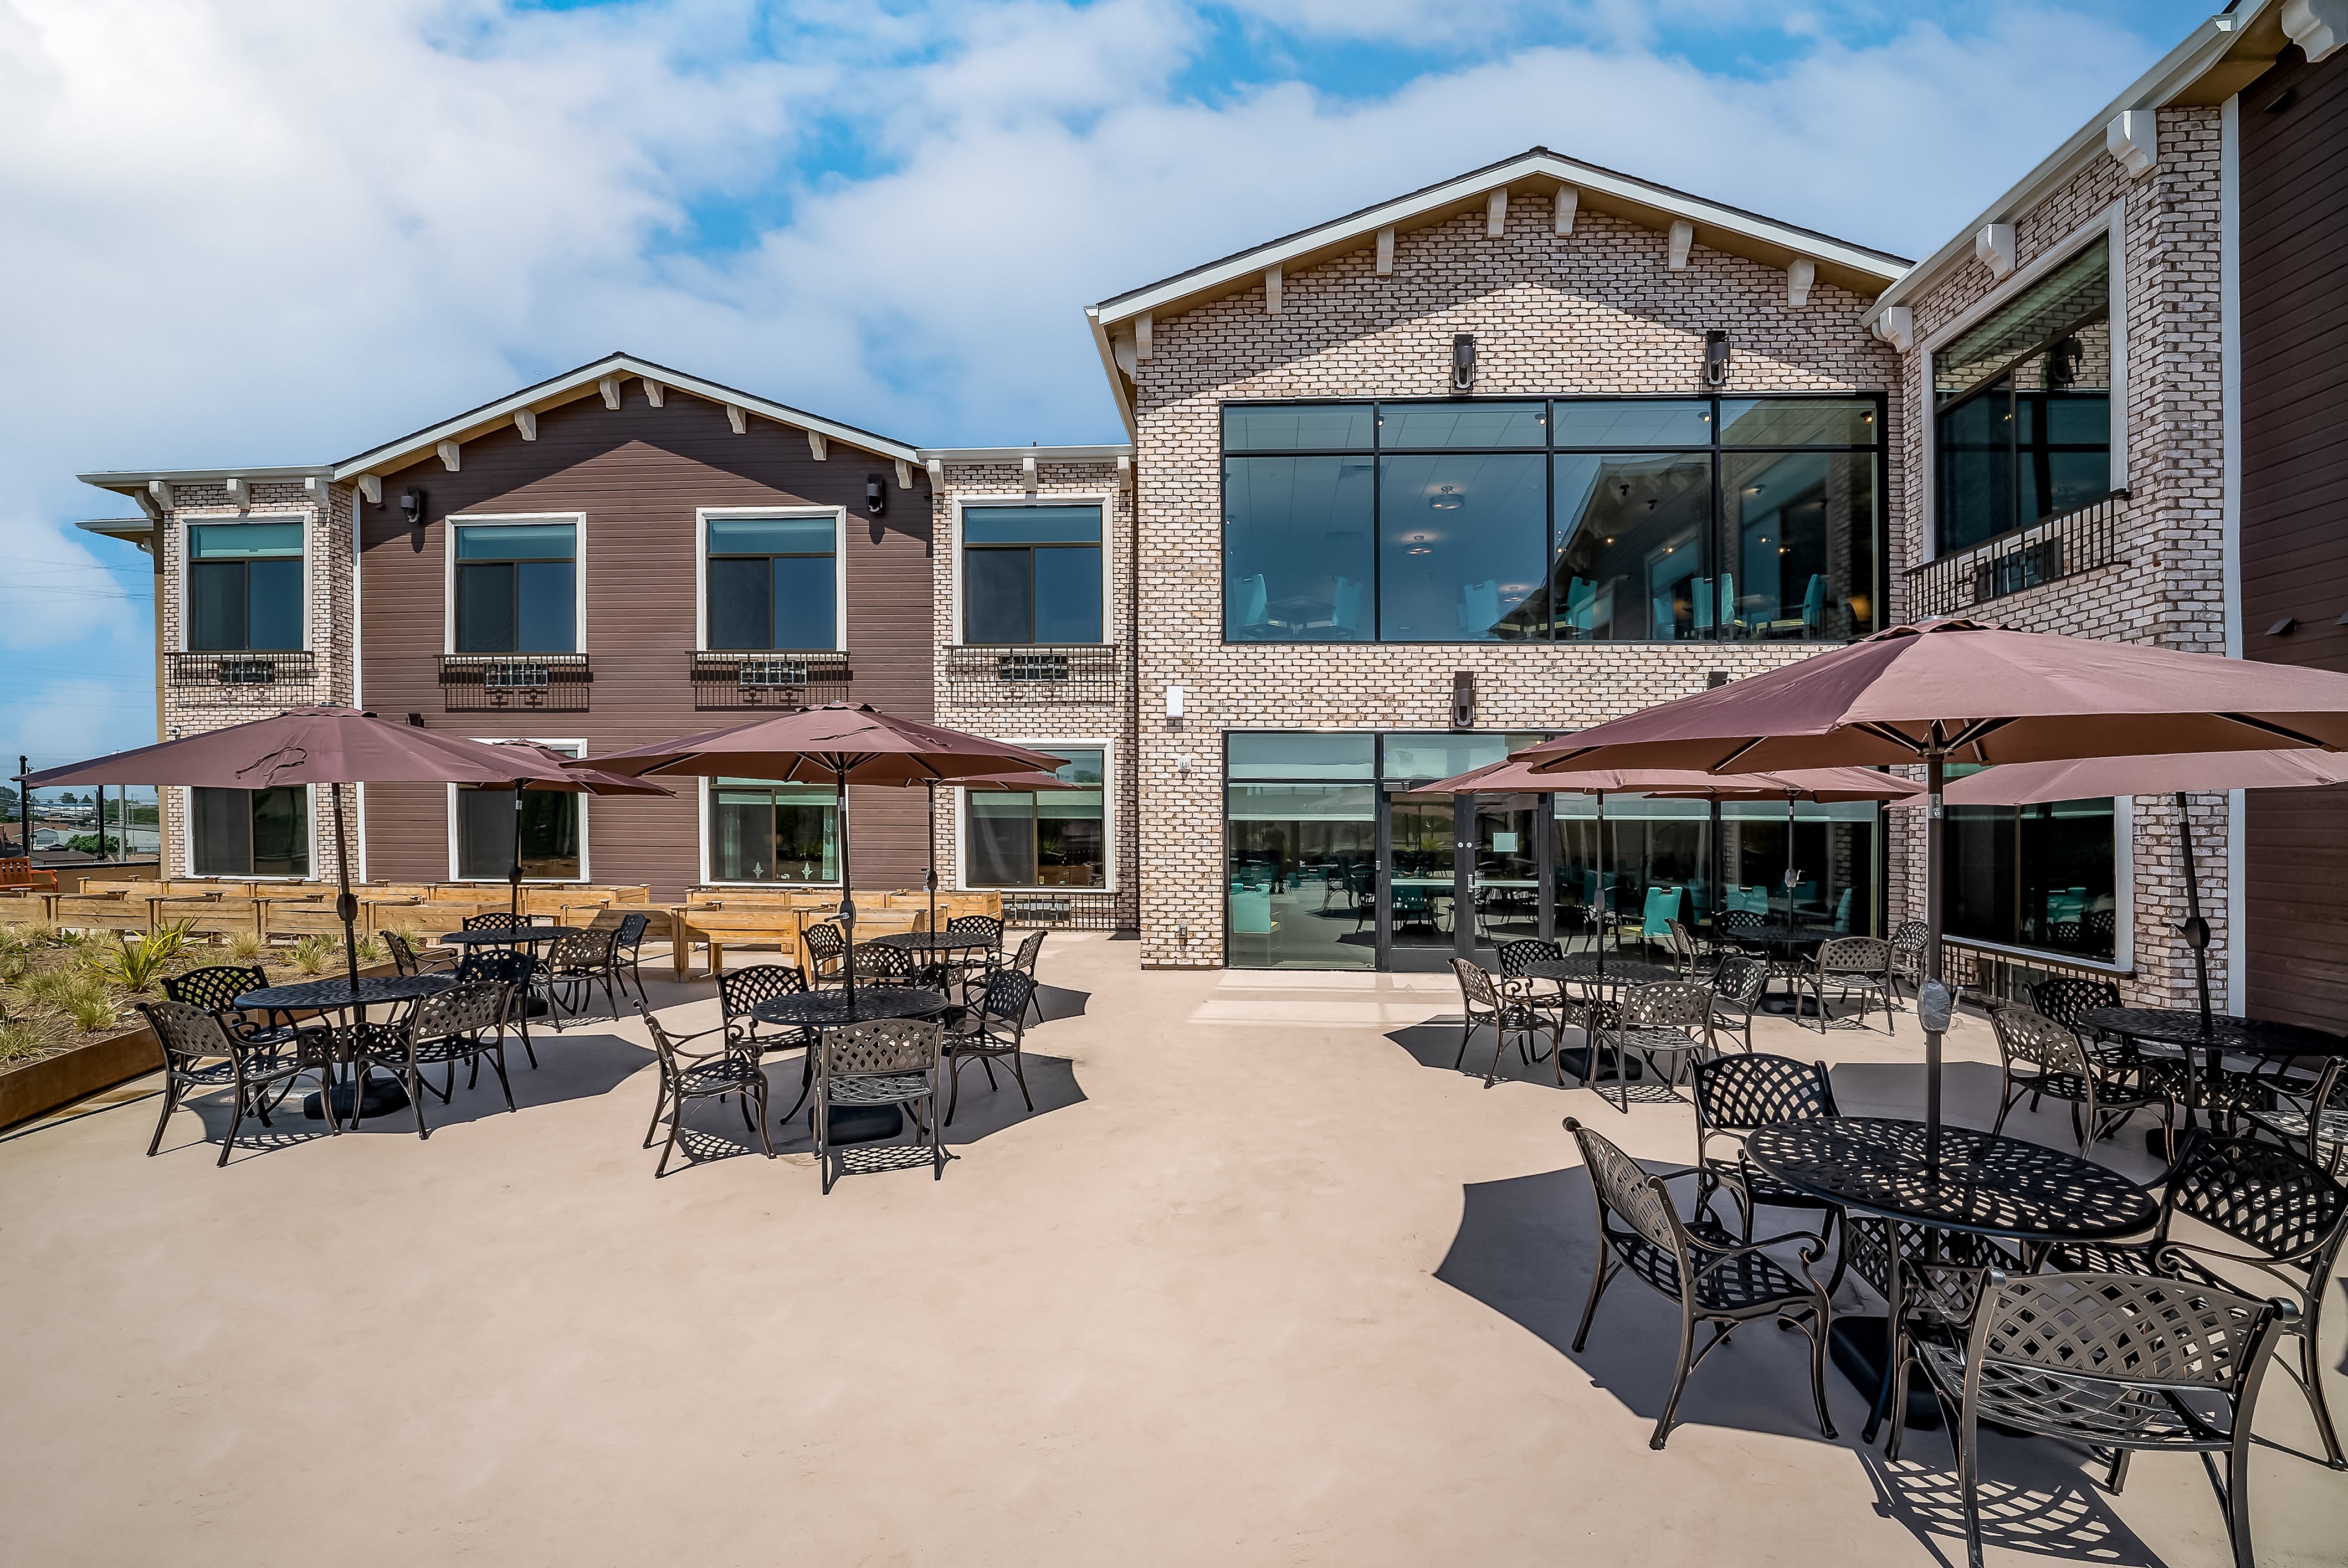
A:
[0,0,2220,769]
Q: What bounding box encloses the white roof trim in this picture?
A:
[916,444,1133,463]
[332,353,920,480]
[1093,147,1908,328]
[1867,3,2275,323]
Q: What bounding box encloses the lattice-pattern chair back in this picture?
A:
[1975,1272,2275,1394]
[2164,1133,2347,1265]
[1567,1117,1683,1257]
[1621,980,1712,1031]
[819,1017,942,1079]
[455,948,533,990]
[947,914,1004,948]
[2029,976,2121,1034]
[139,998,239,1063]
[1712,954,1768,1009]
[1843,1217,2017,1306]
[412,980,506,1043]
[1693,1052,1837,1133]
[1495,939,1558,978]
[1450,958,1499,1012]
[463,912,530,932]
[1718,909,1766,937]
[613,912,649,948]
[849,943,911,980]
[1891,919,1928,958]
[549,929,616,969]
[1818,936,1890,976]
[979,969,1036,1027]
[718,964,805,1024]
[1990,1003,2093,1079]
[802,923,845,964]
[383,931,425,976]
[160,964,268,1015]
[1008,929,1045,974]
[2083,909,2117,946]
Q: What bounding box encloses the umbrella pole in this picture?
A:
[332,780,363,1019]
[1595,791,1606,982]
[510,784,525,921]
[2177,791,2214,1033]
[925,779,938,941]
[1924,755,1946,1171]
[837,769,855,1009]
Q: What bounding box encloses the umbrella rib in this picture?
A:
[1713,736,1770,773]
[2218,713,2328,749]
[1943,716,2012,755]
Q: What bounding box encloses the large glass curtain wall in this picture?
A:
[1223,395,1883,644]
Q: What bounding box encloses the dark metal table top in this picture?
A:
[2079,1006,2347,1059]
[1724,924,1837,948]
[867,933,994,954]
[235,974,457,1012]
[437,926,591,946]
[1520,955,1681,988]
[749,985,950,1027]
[1745,1118,2156,1243]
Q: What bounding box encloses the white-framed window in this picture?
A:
[187,784,312,879]
[180,515,307,652]
[445,513,586,653]
[447,739,587,883]
[957,738,1113,891]
[952,496,1113,645]
[696,506,847,652]
[699,778,842,886]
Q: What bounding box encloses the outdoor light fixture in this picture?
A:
[865,475,886,517]
[399,488,425,525]
[1451,333,1475,392]
[1452,671,1475,731]
[1703,329,1731,388]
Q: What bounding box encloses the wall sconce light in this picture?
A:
[1166,683,1185,720]
[1452,670,1475,730]
[399,489,425,526]
[1451,333,1475,393]
[406,713,425,728]
[1703,330,1731,388]
[865,475,886,517]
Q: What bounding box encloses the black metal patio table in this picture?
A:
[749,984,950,1030]
[1745,1117,2156,1440]
[1519,954,1680,990]
[436,926,591,947]
[868,930,998,994]
[2080,1005,2347,1142]
[234,974,458,1122]
[1723,923,1837,1014]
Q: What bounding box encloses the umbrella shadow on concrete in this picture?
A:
[1857,1451,2174,1568]
[1032,981,1090,1023]
[746,1050,1088,1158]
[336,1029,657,1140]
[1387,1018,1643,1093]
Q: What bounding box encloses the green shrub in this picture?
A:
[350,933,383,965]
[65,981,120,1034]
[226,930,265,964]
[0,1016,46,1062]
[94,919,196,994]
[291,934,340,975]
[22,967,81,1006]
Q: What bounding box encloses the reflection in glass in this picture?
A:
[1554,794,1709,937]
[1378,402,1546,449]
[1387,795,1455,949]
[1945,788,2114,959]
[191,785,309,878]
[1470,796,1540,944]
[1227,732,1375,780]
[1722,451,1877,640]
[1549,454,1713,640]
[1381,731,1520,783]
[709,779,839,883]
[457,786,581,880]
[455,522,577,653]
[962,505,1102,645]
[1377,453,1546,640]
[965,748,1105,888]
[1720,801,1878,933]
[1719,399,1878,446]
[1223,457,1374,641]
[1223,404,1375,451]
[1226,783,1376,969]
[708,516,837,650]
[1550,400,1713,447]
[189,523,304,652]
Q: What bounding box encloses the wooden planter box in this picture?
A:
[0,1021,160,1132]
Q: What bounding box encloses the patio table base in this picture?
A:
[1827,1316,1942,1432]
[301,1077,412,1123]
[825,1104,904,1144]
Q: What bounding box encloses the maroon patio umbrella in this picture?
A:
[468,742,674,921]
[1519,619,2348,1161]
[23,708,572,1017]
[1945,749,2348,1031]
[580,705,1064,1003]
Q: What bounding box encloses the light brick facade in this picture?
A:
[1126,197,1902,966]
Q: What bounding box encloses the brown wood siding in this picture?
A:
[2240,44,2348,1029]
[358,385,934,901]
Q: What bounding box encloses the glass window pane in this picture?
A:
[1935,386,2016,552]
[1225,784,1375,969]
[1936,240,2109,405]
[1223,403,1375,452]
[966,793,1036,886]
[1551,453,1713,641]
[455,522,575,561]
[1050,749,1105,785]
[516,561,575,651]
[1033,546,1102,644]
[965,548,1032,644]
[517,789,580,878]
[1550,400,1712,447]
[245,559,304,651]
[1377,453,1546,641]
[1553,795,1711,928]
[1382,732,1513,782]
[964,506,1100,545]
[1722,451,1877,641]
[1719,399,1879,446]
[1223,456,1373,642]
[1716,808,1872,932]
[190,786,252,875]
[708,556,771,649]
[1227,733,1374,780]
[709,781,837,882]
[455,562,515,652]
[188,561,247,651]
[248,786,307,877]
[455,789,511,881]
[189,521,303,558]
[771,554,836,648]
[708,516,832,554]
[1377,402,1546,449]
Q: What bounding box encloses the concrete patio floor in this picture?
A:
[2,933,2342,1566]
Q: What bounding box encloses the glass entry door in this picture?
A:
[1383,791,1459,967]
[1469,794,1541,949]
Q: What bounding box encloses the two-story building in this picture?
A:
[72,0,2344,1021]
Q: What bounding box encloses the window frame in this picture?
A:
[1217,393,1886,646]
[1920,203,2129,563]
[443,738,589,885]
[175,514,309,654]
[694,506,848,654]
[950,495,1115,647]
[953,736,1115,892]
[695,777,847,888]
[443,512,587,655]
[181,783,315,882]
[1940,789,2137,974]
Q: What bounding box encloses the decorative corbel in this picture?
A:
[515,409,538,441]
[436,440,461,473]
[1667,220,1695,269]
[224,476,250,508]
[355,475,382,506]
[1872,306,1914,353]
[598,374,622,410]
[2106,110,2157,178]
[895,459,914,490]
[642,379,665,408]
[725,403,747,435]
[1552,186,1577,236]
[1263,264,1282,316]
[1973,223,2016,280]
[1485,188,1508,237]
[807,431,828,461]
[1375,226,1395,275]
[1786,258,1816,307]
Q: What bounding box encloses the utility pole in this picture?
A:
[14,755,28,862]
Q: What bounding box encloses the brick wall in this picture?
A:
[1129,196,1902,966]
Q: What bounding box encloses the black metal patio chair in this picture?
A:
[1588,980,1714,1112]
[811,1017,945,1194]
[545,927,623,1024]
[1706,952,1770,1054]
[1450,958,1551,1088]
[639,1003,771,1178]
[346,980,515,1139]
[454,948,538,1067]
[608,912,652,1004]
[1804,935,1895,1034]
[135,998,340,1165]
[383,929,458,977]
[1988,1002,2173,1154]
[1690,1052,1847,1292]
[943,969,1037,1124]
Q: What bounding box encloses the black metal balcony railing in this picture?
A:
[1906,490,2129,620]
[438,653,592,712]
[942,644,1120,705]
[165,650,318,701]
[690,651,852,710]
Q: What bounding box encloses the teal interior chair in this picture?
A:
[1459,580,1502,637]
[1232,573,1269,634]
[1801,574,1826,636]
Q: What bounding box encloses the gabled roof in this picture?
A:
[1082,146,1911,438]
[332,352,921,478]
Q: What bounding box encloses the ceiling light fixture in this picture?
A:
[1429,486,1463,511]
